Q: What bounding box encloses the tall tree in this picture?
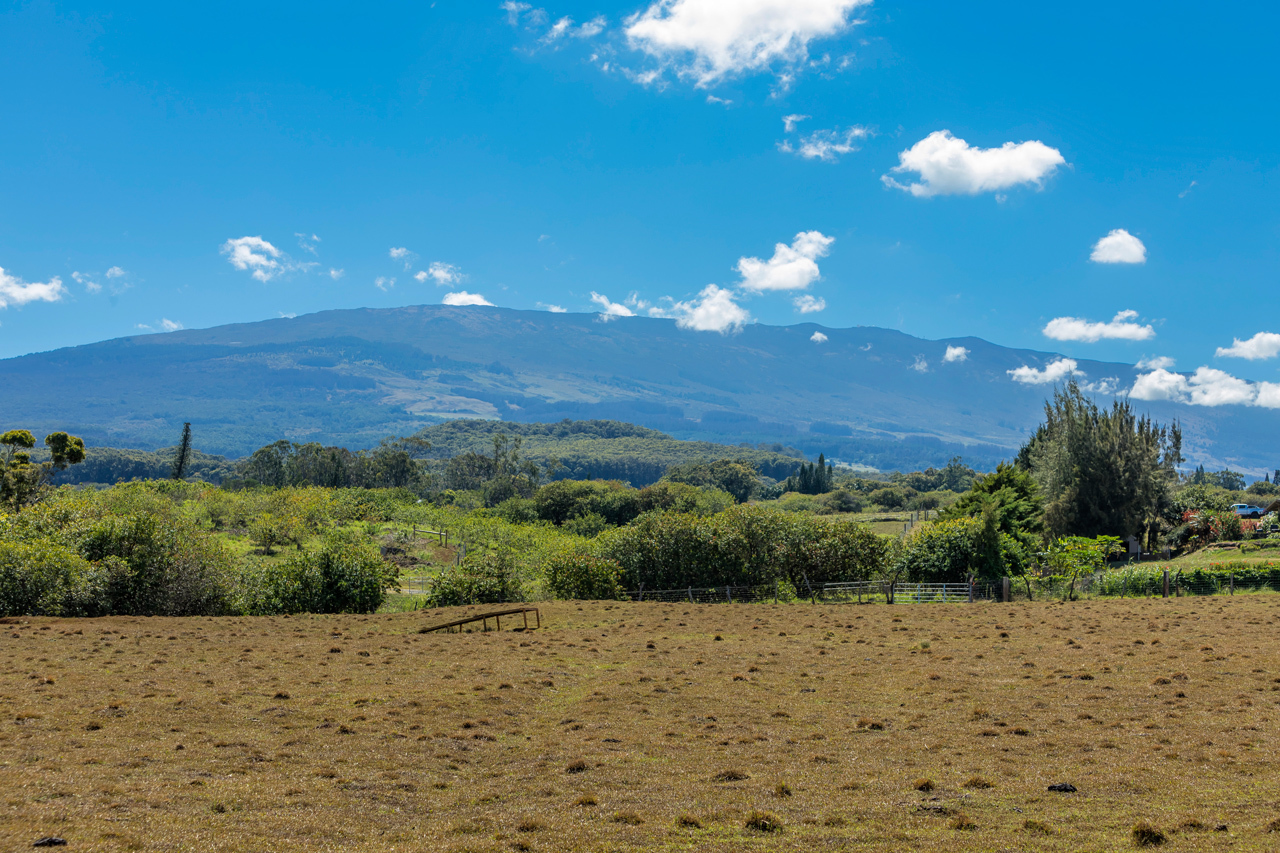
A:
[171,422,193,480]
[1016,381,1182,540]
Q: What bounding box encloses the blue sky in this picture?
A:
[2,0,1279,410]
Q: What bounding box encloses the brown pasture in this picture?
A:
[3,597,1280,851]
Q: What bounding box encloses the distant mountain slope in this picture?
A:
[1,305,1272,472]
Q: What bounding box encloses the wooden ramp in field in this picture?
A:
[419,607,541,634]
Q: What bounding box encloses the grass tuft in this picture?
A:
[612,811,643,825]
[744,810,784,833]
[1132,820,1166,846]
[949,813,976,830]
[962,775,994,789]
[675,813,702,828]
[913,778,934,792]
[712,769,749,782]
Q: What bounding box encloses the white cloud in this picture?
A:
[1215,331,1280,361]
[591,292,636,320]
[810,331,828,343]
[1257,382,1280,409]
[328,268,345,280]
[883,130,1066,198]
[389,247,417,270]
[375,276,396,291]
[105,266,126,279]
[542,14,606,42]
[501,1,532,26]
[278,312,297,319]
[538,303,568,313]
[1136,355,1175,370]
[1131,366,1261,407]
[654,284,750,333]
[793,294,826,313]
[221,236,285,282]
[623,0,871,87]
[911,355,929,373]
[295,233,321,255]
[1089,229,1146,264]
[737,230,834,292]
[1042,309,1154,343]
[0,267,66,308]
[705,94,732,106]
[1008,358,1079,385]
[786,125,870,161]
[72,271,102,294]
[160,318,183,332]
[782,113,809,132]
[415,262,463,285]
[442,291,494,307]
[942,345,969,363]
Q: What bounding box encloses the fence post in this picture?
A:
[774,580,779,605]
[1001,577,1010,603]
[1230,573,1234,596]
[726,586,732,604]
[804,573,815,604]
[967,574,974,603]
[638,583,644,603]
[688,586,693,603]
[1162,570,1169,598]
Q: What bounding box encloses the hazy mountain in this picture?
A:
[1,305,1272,473]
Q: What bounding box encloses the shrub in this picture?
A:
[744,810,784,833]
[868,487,907,509]
[238,530,392,614]
[895,515,1004,583]
[543,552,623,600]
[0,539,104,617]
[426,549,522,607]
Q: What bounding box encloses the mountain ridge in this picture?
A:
[0,304,1271,473]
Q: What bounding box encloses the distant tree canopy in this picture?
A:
[783,454,835,495]
[1016,382,1182,540]
[1187,466,1247,492]
[661,459,762,503]
[238,436,431,491]
[891,456,977,494]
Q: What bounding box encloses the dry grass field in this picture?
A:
[4,597,1280,851]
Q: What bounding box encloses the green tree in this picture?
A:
[171,422,193,480]
[940,462,1044,551]
[1017,382,1182,541]
[2,429,86,511]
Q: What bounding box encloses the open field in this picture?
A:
[4,598,1280,851]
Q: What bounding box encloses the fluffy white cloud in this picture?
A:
[911,355,929,373]
[1008,358,1078,385]
[783,126,870,161]
[591,292,635,320]
[943,345,969,363]
[160,318,183,332]
[793,294,826,313]
[0,267,66,308]
[374,276,395,291]
[1131,366,1262,407]
[221,236,285,282]
[328,268,345,280]
[883,131,1066,198]
[105,266,126,279]
[442,291,494,307]
[1042,309,1154,343]
[389,247,410,259]
[415,262,463,285]
[1090,229,1146,264]
[1215,331,1280,361]
[1257,383,1280,409]
[538,303,567,313]
[1136,355,1175,370]
[810,331,828,343]
[624,0,871,87]
[736,230,834,292]
[654,284,749,333]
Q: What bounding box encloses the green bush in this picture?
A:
[895,515,1003,583]
[237,530,393,614]
[0,539,106,617]
[426,550,523,607]
[543,552,624,600]
[868,487,908,509]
